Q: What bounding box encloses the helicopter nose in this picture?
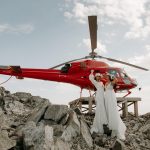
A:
[131,78,138,87]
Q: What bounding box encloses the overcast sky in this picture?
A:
[0,0,150,114]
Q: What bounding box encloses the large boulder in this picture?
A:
[23,121,70,150]
[13,92,32,103]
[61,111,80,142]
[40,120,65,137]
[0,87,10,97]
[44,104,69,122]
[23,121,53,150]
[93,134,107,147]
[0,130,16,150]
[54,138,70,150]
[111,139,125,150]
[80,119,93,148]
[28,96,49,107]
[27,99,50,124]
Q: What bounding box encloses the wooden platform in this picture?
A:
[69,97,141,118]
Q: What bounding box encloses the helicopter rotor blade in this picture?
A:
[96,55,149,71]
[88,16,97,53]
[50,57,88,69]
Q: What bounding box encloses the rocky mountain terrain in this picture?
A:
[0,86,150,150]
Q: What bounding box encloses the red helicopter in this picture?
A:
[0,16,148,96]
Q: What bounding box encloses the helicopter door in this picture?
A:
[80,62,86,69]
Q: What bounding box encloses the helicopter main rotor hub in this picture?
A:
[89,52,97,59]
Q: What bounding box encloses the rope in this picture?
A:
[0,75,13,85]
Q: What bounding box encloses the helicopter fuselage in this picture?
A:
[0,60,137,92]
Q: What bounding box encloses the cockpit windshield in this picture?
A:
[120,69,128,78]
[120,69,131,84]
[108,69,119,77]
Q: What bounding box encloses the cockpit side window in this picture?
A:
[61,63,71,73]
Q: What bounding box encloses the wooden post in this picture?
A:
[79,101,82,111]
[88,97,93,113]
[69,97,141,117]
[134,101,138,117]
[122,102,128,118]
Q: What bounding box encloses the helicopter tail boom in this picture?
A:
[0,66,64,81]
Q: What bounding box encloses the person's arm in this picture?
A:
[89,70,98,88]
[111,76,117,87]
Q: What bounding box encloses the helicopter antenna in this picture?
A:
[88,16,98,59]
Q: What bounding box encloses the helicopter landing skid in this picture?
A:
[123,90,131,98]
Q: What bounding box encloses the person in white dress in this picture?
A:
[89,70,108,134]
[104,73,126,140]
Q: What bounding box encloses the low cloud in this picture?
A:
[0,23,34,34]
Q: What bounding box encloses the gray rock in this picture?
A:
[0,108,9,129]
[139,123,150,133]
[54,138,70,150]
[13,92,32,103]
[94,134,107,147]
[0,87,10,96]
[0,95,4,108]
[40,119,57,126]
[0,130,16,150]
[28,96,49,107]
[138,117,145,122]
[23,121,54,150]
[9,101,25,115]
[40,120,64,137]
[52,124,64,137]
[0,107,5,125]
[111,139,125,150]
[44,104,69,122]
[2,95,29,115]
[60,113,70,125]
[139,123,150,140]
[61,111,80,142]
[27,100,49,124]
[132,123,139,132]
[80,119,93,148]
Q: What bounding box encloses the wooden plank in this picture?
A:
[69,97,141,105]
[117,97,141,102]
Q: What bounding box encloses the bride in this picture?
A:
[89,70,126,140]
[104,73,126,140]
[89,70,108,134]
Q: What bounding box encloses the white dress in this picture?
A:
[89,73,108,134]
[104,82,126,140]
